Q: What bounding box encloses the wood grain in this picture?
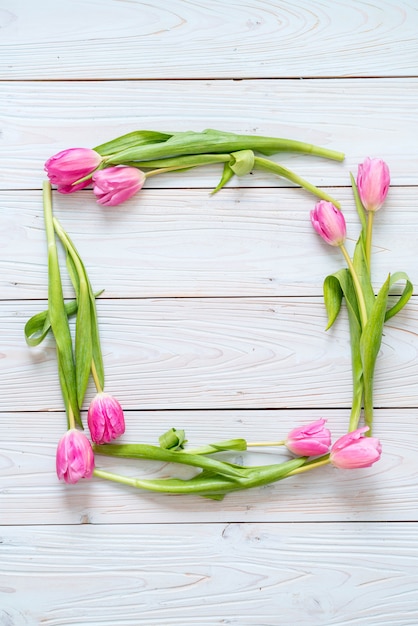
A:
[2,79,418,189]
[4,297,417,411]
[1,0,417,79]
[1,187,417,299]
[1,523,417,625]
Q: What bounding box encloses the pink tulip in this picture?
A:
[357,157,390,212]
[330,427,382,469]
[56,429,95,484]
[286,418,331,456]
[45,148,102,193]
[92,166,146,206]
[310,201,346,246]
[87,392,125,445]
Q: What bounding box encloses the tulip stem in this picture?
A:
[339,243,368,328]
[286,455,330,476]
[91,359,103,393]
[253,157,341,207]
[365,211,374,274]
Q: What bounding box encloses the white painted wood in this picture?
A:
[1,0,417,79]
[2,79,418,189]
[2,2,417,623]
[1,409,416,524]
[1,523,417,625]
[4,297,417,411]
[1,187,416,299]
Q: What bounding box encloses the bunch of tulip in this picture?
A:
[25,132,413,499]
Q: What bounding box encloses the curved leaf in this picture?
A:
[385,271,413,321]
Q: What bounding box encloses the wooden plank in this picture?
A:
[2,79,418,189]
[1,409,416,524]
[1,1,417,79]
[4,297,417,411]
[1,187,416,299]
[1,522,417,625]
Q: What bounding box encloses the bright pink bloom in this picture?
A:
[286,418,331,456]
[56,429,94,484]
[87,392,125,445]
[330,427,382,469]
[45,148,102,193]
[310,201,346,246]
[92,166,146,206]
[357,157,390,212]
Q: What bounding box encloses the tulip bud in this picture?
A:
[87,392,125,445]
[45,148,102,193]
[92,166,146,206]
[56,429,95,484]
[286,418,331,456]
[310,201,346,246]
[357,157,390,212]
[330,427,382,469]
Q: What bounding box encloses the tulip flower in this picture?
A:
[87,392,125,445]
[330,427,382,469]
[310,201,346,247]
[285,418,331,456]
[92,166,146,206]
[357,157,390,212]
[45,148,102,193]
[56,429,95,484]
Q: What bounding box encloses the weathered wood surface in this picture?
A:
[1,523,418,626]
[2,79,418,189]
[3,298,417,411]
[2,186,418,299]
[1,0,417,79]
[1,1,418,623]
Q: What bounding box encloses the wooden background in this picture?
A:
[1,1,418,624]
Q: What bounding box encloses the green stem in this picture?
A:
[339,243,368,328]
[286,455,330,476]
[91,359,103,393]
[253,157,341,207]
[365,211,374,274]
[93,456,307,497]
[348,378,364,432]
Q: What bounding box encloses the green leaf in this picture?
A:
[53,218,102,406]
[42,182,81,427]
[360,274,391,432]
[105,128,344,165]
[323,273,343,330]
[350,173,367,232]
[24,291,104,347]
[352,234,375,316]
[94,130,173,157]
[211,162,235,194]
[229,150,255,176]
[385,272,413,321]
[159,428,187,451]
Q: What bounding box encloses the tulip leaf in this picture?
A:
[350,173,367,232]
[159,428,187,451]
[106,128,345,165]
[360,274,391,432]
[353,234,375,316]
[94,130,173,157]
[212,162,235,194]
[42,182,81,427]
[323,268,361,330]
[24,291,104,347]
[229,150,255,177]
[385,271,413,321]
